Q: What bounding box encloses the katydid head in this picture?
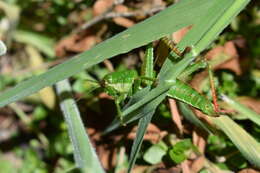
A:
[101,70,138,99]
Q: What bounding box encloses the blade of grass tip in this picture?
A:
[221,94,260,126]
[0,0,213,108]
[0,40,7,56]
[127,112,154,173]
[125,51,196,173]
[56,79,104,173]
[178,102,213,134]
[211,116,260,167]
[103,87,151,134]
[104,89,164,134]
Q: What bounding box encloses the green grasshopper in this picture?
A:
[88,37,219,124]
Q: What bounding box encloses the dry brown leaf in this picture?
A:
[113,17,135,28]
[169,98,183,135]
[114,4,128,13]
[181,160,192,173]
[98,92,113,100]
[93,0,115,16]
[236,97,260,114]
[152,166,182,173]
[192,129,206,154]
[205,41,241,75]
[55,34,99,57]
[113,4,135,28]
[55,34,79,57]
[218,41,241,75]
[233,36,247,49]
[205,46,224,60]
[127,123,167,143]
[172,26,192,43]
[68,35,97,53]
[190,156,205,173]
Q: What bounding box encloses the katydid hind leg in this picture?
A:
[207,62,220,113]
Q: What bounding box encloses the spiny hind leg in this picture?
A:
[207,62,219,113]
[207,62,232,115]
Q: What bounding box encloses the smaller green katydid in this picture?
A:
[100,70,138,122]
[155,37,219,116]
[88,66,154,124]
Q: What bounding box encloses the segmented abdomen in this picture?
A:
[167,80,216,116]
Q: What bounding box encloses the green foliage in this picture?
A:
[168,139,195,164]
[143,141,168,164]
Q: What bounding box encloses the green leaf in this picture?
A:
[128,111,154,173]
[0,0,213,108]
[168,139,193,164]
[211,116,260,167]
[178,102,213,134]
[221,94,260,126]
[56,79,104,172]
[143,141,168,164]
[168,149,186,164]
[13,30,55,57]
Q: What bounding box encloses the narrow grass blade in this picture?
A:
[128,43,155,173]
[127,112,154,173]
[212,116,260,167]
[56,79,104,172]
[0,0,213,108]
[13,30,55,57]
[178,102,212,134]
[221,94,260,126]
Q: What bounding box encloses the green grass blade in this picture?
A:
[128,43,155,173]
[112,0,250,127]
[221,94,260,126]
[212,116,260,167]
[178,102,212,134]
[56,79,104,172]
[0,40,7,56]
[103,87,151,134]
[13,30,55,57]
[127,112,154,173]
[0,0,212,108]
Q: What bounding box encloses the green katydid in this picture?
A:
[155,37,218,116]
[84,54,155,123]
[85,37,220,125]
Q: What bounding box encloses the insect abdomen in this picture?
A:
[167,80,216,116]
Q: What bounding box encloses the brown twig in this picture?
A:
[75,5,165,33]
[169,98,184,135]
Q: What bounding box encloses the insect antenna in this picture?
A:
[207,62,220,113]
